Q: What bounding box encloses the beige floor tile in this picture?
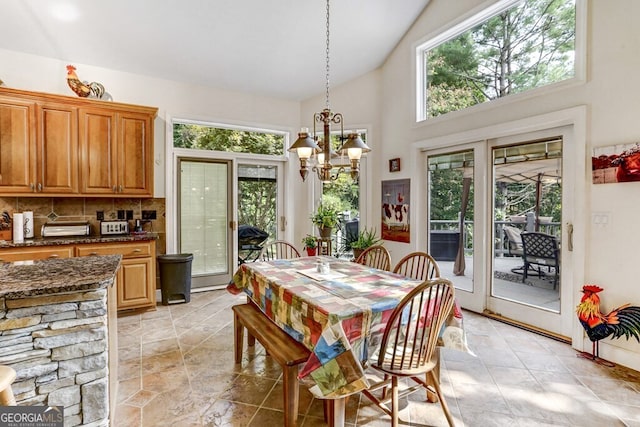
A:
[114,290,640,427]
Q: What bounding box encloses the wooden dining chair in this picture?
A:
[259,240,301,261]
[362,278,456,427]
[393,251,440,281]
[355,245,392,271]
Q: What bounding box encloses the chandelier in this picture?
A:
[288,0,371,183]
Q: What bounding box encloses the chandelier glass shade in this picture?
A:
[288,0,371,183]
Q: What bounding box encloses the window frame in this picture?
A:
[414,0,586,123]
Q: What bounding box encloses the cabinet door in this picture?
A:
[0,246,73,262]
[79,108,118,195]
[37,103,78,194]
[117,257,155,309]
[119,112,153,196]
[0,99,35,193]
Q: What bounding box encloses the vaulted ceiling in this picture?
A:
[0,0,430,101]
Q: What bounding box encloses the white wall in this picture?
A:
[0,48,301,198]
[360,0,640,370]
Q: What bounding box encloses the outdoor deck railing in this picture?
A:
[430,219,561,257]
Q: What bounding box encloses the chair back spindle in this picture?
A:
[355,245,392,271]
[393,251,440,281]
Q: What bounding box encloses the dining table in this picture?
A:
[228,255,468,426]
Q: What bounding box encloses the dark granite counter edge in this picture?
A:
[0,232,158,249]
[0,254,122,299]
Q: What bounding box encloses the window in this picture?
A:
[417,0,577,121]
[173,122,286,155]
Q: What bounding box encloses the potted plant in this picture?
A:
[310,203,340,238]
[302,234,318,256]
[350,227,382,259]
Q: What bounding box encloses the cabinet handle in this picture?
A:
[132,249,142,253]
[119,185,123,193]
[112,186,117,192]
[0,258,4,263]
[30,183,35,191]
[88,252,99,256]
[48,254,59,258]
[37,183,42,192]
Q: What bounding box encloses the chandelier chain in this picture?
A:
[325,0,331,110]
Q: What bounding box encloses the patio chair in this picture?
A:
[259,240,301,261]
[503,225,525,274]
[362,278,456,427]
[355,245,392,271]
[393,251,440,281]
[520,232,560,289]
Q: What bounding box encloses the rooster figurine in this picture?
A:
[66,65,105,99]
[576,284,640,366]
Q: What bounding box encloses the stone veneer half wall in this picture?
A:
[0,288,110,426]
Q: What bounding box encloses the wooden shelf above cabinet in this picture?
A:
[0,87,158,198]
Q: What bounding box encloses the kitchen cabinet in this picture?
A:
[0,98,34,193]
[76,241,156,311]
[0,246,73,262]
[0,239,157,312]
[0,99,78,195]
[0,87,156,197]
[79,108,153,196]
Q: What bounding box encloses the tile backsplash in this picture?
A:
[0,197,167,254]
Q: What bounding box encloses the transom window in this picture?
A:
[173,122,286,156]
[417,0,577,121]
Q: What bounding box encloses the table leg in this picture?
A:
[327,397,346,427]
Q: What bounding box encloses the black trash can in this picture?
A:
[157,254,193,305]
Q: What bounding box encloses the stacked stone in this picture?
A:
[0,289,109,427]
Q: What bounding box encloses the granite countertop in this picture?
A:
[0,254,121,299]
[0,232,158,249]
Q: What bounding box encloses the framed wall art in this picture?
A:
[389,158,401,172]
[592,143,640,184]
[381,179,410,243]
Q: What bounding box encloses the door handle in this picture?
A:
[566,222,573,252]
[280,216,286,232]
[229,221,237,230]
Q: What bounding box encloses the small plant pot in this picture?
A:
[318,227,332,239]
[306,248,317,256]
[353,248,364,260]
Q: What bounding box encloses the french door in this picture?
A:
[176,156,284,290]
[178,158,233,289]
[425,126,576,338]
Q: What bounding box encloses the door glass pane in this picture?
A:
[237,164,277,263]
[492,139,562,311]
[179,160,229,278]
[428,150,474,292]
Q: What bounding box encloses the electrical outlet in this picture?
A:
[96,211,104,221]
[117,210,125,220]
[142,210,157,220]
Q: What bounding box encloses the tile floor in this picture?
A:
[114,290,640,426]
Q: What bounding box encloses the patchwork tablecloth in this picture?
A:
[228,256,468,398]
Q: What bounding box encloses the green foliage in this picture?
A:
[429,168,475,221]
[301,234,317,249]
[426,0,576,118]
[310,203,341,228]
[349,227,382,250]
[239,179,277,238]
[173,123,284,155]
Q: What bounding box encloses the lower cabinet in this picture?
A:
[0,246,73,262]
[76,241,156,311]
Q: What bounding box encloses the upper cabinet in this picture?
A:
[0,87,157,197]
